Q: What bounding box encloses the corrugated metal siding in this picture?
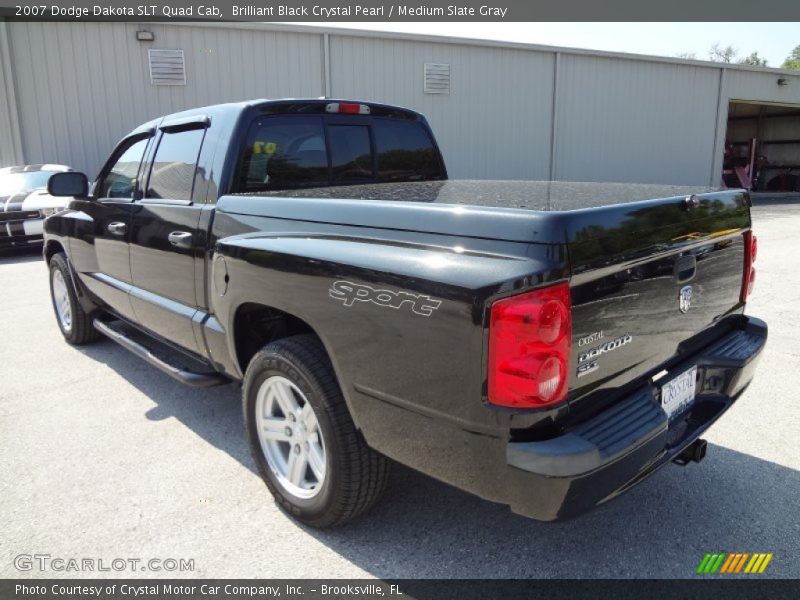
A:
[5,22,323,175]
[3,22,800,185]
[554,55,721,185]
[0,23,23,167]
[329,35,555,180]
[725,69,800,105]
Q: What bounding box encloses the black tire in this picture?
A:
[49,252,100,345]
[243,334,389,528]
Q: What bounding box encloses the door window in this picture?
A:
[146,129,205,200]
[98,137,150,199]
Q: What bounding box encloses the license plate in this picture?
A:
[661,366,697,419]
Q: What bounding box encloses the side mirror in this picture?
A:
[48,172,89,198]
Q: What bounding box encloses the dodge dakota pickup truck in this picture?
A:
[43,99,766,527]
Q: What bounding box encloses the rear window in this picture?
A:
[236,116,328,192]
[233,114,443,193]
[374,119,443,181]
[329,125,373,183]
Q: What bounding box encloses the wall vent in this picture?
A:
[424,63,451,94]
[148,49,186,85]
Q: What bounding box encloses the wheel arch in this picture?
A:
[232,301,317,376]
[43,239,66,264]
[45,241,99,315]
[230,301,363,431]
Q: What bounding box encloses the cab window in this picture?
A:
[232,114,443,193]
[374,119,444,181]
[236,116,328,192]
[329,125,373,183]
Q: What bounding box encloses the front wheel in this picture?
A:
[49,253,99,345]
[243,334,389,528]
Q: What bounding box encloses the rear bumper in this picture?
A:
[504,314,767,521]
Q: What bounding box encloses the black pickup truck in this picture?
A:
[43,99,766,528]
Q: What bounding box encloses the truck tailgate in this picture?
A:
[566,190,751,413]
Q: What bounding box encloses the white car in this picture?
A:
[0,164,74,250]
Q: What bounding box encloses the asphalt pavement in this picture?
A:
[1,202,798,579]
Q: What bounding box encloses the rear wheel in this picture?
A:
[49,253,99,345]
[243,334,389,528]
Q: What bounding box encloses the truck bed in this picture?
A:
[218,178,752,434]
[240,179,718,211]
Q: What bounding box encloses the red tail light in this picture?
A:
[488,282,572,409]
[740,231,757,303]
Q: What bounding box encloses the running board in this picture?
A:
[93,319,227,388]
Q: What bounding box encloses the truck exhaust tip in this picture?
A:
[673,438,708,466]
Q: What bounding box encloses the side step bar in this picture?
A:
[93,319,227,388]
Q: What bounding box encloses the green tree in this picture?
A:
[739,52,768,67]
[782,45,800,70]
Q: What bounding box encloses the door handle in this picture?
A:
[168,231,193,249]
[107,221,127,235]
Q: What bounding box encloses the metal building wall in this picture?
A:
[3,22,323,175]
[328,34,556,180]
[2,21,800,186]
[0,22,23,167]
[553,54,721,184]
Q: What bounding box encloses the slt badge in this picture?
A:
[679,285,693,313]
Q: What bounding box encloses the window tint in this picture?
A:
[374,119,443,181]
[146,129,205,200]
[329,125,373,183]
[235,116,328,192]
[99,138,149,199]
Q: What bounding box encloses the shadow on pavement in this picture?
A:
[0,248,43,265]
[77,338,800,578]
[77,339,251,470]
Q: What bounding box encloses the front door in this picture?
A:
[128,119,208,353]
[70,133,153,322]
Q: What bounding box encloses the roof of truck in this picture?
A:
[249,180,721,212]
[150,98,425,125]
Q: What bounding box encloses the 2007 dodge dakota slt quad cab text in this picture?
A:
[43,99,766,527]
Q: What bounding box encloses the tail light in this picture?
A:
[488,282,572,409]
[740,230,757,303]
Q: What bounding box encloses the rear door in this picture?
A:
[128,116,209,353]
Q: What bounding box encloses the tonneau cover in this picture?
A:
[239,180,718,212]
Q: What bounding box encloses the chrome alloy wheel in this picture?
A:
[52,268,73,333]
[255,375,327,499]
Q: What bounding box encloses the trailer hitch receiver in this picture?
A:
[673,438,708,466]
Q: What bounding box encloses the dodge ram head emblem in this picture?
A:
[679,285,693,313]
[329,280,441,317]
